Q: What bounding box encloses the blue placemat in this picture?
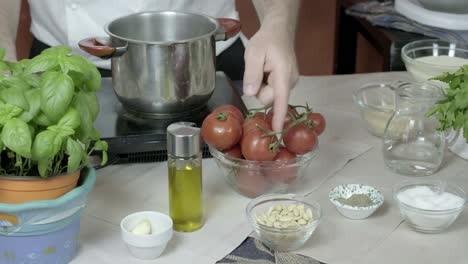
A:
[346,0,468,45]
[216,237,325,264]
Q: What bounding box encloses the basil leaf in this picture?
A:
[72,91,98,141]
[22,74,40,88]
[18,89,41,122]
[33,111,53,127]
[31,130,58,160]
[48,125,74,137]
[0,61,9,71]
[0,48,5,60]
[40,71,74,122]
[1,118,32,158]
[60,55,88,74]
[0,103,23,125]
[0,88,29,110]
[66,138,83,173]
[24,55,58,75]
[93,140,108,165]
[2,75,31,91]
[38,159,49,178]
[42,46,72,57]
[57,107,81,130]
[84,61,101,91]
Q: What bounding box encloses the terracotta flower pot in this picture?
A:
[0,170,81,204]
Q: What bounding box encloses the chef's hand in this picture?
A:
[243,21,299,132]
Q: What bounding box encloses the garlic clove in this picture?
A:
[131,219,152,235]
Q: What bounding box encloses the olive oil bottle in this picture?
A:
[167,122,203,232]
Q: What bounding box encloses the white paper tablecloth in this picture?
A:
[72,72,468,264]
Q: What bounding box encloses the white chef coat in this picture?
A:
[28,0,240,69]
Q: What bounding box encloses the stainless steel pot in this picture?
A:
[79,11,241,117]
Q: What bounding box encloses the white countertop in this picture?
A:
[72,72,468,264]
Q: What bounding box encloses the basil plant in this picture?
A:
[0,46,107,177]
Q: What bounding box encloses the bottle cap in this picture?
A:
[166,122,201,158]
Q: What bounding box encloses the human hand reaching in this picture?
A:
[243,20,299,132]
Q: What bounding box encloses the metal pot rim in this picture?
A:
[104,11,220,45]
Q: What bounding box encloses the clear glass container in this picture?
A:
[383,82,446,176]
[168,154,203,232]
[167,122,203,232]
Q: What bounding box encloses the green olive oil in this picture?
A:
[168,163,203,232]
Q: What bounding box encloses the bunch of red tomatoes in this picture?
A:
[201,104,325,198]
[201,104,325,161]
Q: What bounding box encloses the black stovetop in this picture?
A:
[94,72,246,164]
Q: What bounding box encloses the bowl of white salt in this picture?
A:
[394,180,466,233]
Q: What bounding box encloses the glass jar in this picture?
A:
[383,82,448,176]
[167,122,203,232]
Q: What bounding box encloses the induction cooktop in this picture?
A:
[94,72,246,164]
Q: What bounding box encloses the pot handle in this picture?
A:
[78,37,126,58]
[215,18,241,41]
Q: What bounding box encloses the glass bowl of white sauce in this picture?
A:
[402,39,468,82]
[393,179,466,233]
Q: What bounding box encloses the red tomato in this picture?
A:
[201,112,242,150]
[307,112,326,136]
[252,112,267,120]
[222,144,242,159]
[236,165,269,198]
[264,147,298,184]
[214,105,244,122]
[283,122,318,155]
[266,106,298,128]
[242,117,271,135]
[241,129,278,161]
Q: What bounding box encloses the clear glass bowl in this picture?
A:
[352,83,396,138]
[246,194,321,251]
[208,144,318,198]
[401,39,468,82]
[393,179,467,233]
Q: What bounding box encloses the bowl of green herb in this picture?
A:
[329,184,384,220]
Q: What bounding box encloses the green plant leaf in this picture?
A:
[48,125,74,137]
[24,55,58,75]
[39,71,74,122]
[1,118,32,158]
[0,48,5,60]
[83,61,101,91]
[0,61,9,71]
[0,88,29,110]
[57,107,80,130]
[33,111,53,127]
[18,89,41,122]
[22,74,40,88]
[66,138,83,173]
[60,55,88,74]
[2,75,31,91]
[0,103,23,125]
[31,130,58,160]
[42,46,72,57]
[38,159,49,178]
[93,140,108,165]
[72,91,98,142]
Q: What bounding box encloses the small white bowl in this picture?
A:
[120,211,173,260]
[329,184,384,220]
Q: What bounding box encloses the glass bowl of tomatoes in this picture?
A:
[209,145,318,198]
[202,104,324,198]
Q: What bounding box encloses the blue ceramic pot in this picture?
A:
[0,168,96,264]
